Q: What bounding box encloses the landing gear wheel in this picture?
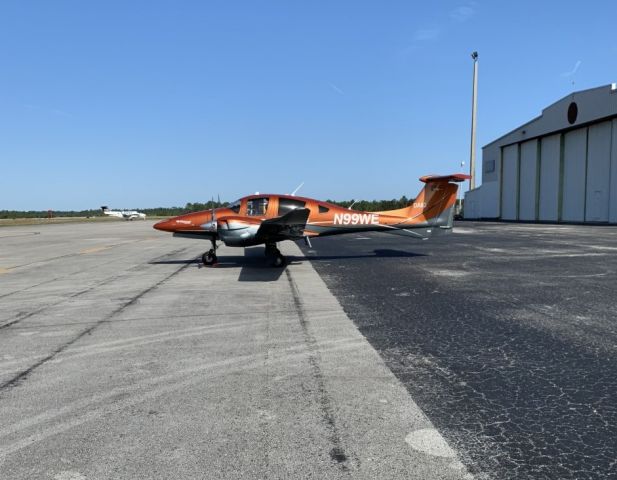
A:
[271,252,285,268]
[265,244,285,267]
[202,249,217,266]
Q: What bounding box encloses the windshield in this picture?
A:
[229,199,241,214]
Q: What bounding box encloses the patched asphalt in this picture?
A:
[299,222,617,480]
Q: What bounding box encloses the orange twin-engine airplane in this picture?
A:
[153,173,470,267]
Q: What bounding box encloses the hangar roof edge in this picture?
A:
[483,83,617,150]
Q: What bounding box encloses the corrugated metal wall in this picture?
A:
[562,128,587,222]
[538,134,560,221]
[585,122,612,222]
[501,145,519,220]
[610,119,617,223]
[519,140,538,221]
[499,121,616,223]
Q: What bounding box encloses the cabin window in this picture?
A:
[318,205,329,214]
[247,197,269,216]
[278,198,306,215]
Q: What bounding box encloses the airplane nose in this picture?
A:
[153,219,174,232]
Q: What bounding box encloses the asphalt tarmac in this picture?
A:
[0,221,471,480]
[299,222,617,480]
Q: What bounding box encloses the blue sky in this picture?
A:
[1,1,616,210]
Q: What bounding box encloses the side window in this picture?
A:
[247,197,269,216]
[318,205,329,214]
[278,198,306,215]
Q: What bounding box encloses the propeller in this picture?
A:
[200,196,218,232]
[210,196,217,231]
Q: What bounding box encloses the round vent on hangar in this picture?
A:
[567,102,578,124]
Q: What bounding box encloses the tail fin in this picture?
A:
[380,173,469,240]
[415,174,469,234]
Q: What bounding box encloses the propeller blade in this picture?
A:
[205,196,216,232]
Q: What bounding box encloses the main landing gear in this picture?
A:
[201,241,286,268]
[202,240,218,266]
[265,243,286,268]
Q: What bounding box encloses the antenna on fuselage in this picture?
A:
[291,182,304,196]
[348,200,357,210]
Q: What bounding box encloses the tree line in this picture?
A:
[326,196,410,212]
[0,196,414,219]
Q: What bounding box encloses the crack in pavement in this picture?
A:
[0,248,188,329]
[285,269,355,474]
[0,256,196,392]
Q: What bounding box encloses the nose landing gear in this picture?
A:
[202,239,218,266]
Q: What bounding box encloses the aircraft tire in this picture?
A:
[271,253,285,268]
[202,250,217,266]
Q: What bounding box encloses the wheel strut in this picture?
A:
[202,239,218,266]
[265,243,286,268]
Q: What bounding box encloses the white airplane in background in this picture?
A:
[101,206,146,221]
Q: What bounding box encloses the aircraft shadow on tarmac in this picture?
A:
[149,249,288,282]
[150,248,425,283]
[302,249,427,261]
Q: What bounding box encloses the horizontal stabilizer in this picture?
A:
[419,173,471,183]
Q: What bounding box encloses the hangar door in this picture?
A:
[611,120,617,223]
[538,134,561,221]
[562,128,587,222]
[585,122,611,222]
[519,140,538,221]
[501,144,519,220]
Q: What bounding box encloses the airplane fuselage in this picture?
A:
[152,174,468,266]
[154,187,457,246]
[102,208,146,221]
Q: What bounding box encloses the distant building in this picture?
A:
[465,84,617,223]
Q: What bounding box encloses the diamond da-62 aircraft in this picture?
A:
[153,173,470,267]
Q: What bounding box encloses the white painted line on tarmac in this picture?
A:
[405,428,457,457]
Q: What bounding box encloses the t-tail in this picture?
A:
[378,173,470,239]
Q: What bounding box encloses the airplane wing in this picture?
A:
[255,208,310,241]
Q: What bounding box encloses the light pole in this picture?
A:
[469,51,478,191]
[457,160,465,216]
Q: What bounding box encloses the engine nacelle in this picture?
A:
[217,217,261,247]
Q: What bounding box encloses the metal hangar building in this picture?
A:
[464,84,617,223]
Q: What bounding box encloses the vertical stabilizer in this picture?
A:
[416,174,469,233]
